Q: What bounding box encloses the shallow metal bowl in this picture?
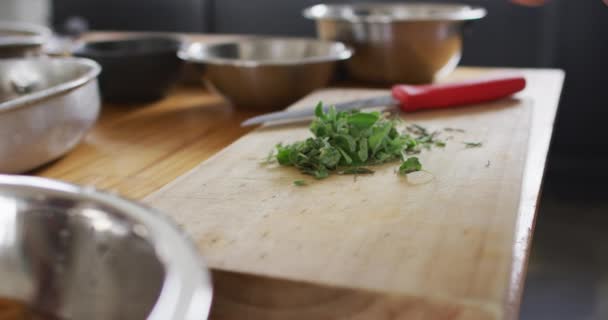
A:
[304,3,486,84]
[179,38,352,111]
[0,57,101,174]
[0,175,212,319]
[0,21,51,58]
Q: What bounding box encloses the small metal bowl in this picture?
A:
[304,3,486,84]
[179,38,353,111]
[0,175,212,319]
[0,21,51,58]
[0,57,101,173]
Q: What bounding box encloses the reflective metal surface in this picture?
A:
[179,38,352,111]
[241,95,397,127]
[0,175,212,319]
[0,21,51,58]
[0,57,101,173]
[304,3,486,84]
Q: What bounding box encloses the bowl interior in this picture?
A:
[304,3,486,22]
[0,58,98,106]
[0,186,165,319]
[183,38,351,65]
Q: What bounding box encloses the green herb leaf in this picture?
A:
[333,134,357,153]
[368,122,392,154]
[293,180,307,186]
[276,144,292,165]
[347,112,379,129]
[357,138,368,163]
[399,157,422,175]
[319,145,341,168]
[337,147,353,165]
[314,101,324,118]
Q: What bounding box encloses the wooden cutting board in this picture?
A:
[145,89,532,320]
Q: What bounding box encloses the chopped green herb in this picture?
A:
[399,157,422,175]
[272,102,446,182]
[463,142,483,148]
[293,180,307,186]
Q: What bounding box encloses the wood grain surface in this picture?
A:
[34,49,564,319]
[35,87,258,199]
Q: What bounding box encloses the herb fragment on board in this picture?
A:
[260,149,276,165]
[405,124,446,154]
[399,157,422,175]
[338,167,375,175]
[463,142,483,148]
[444,127,466,133]
[485,160,491,168]
[293,180,307,186]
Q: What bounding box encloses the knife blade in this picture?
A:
[241,74,527,127]
[241,95,398,127]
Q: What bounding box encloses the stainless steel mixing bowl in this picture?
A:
[303,3,486,84]
[0,21,51,58]
[0,175,212,319]
[179,38,352,111]
[0,57,101,173]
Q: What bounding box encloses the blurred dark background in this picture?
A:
[52,0,608,319]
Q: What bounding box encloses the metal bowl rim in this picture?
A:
[302,3,487,23]
[178,37,353,67]
[0,21,51,47]
[0,174,213,320]
[0,57,101,114]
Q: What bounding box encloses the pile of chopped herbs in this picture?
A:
[272,102,442,180]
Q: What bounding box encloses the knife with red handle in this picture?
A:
[241,74,526,126]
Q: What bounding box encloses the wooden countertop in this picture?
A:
[35,33,564,320]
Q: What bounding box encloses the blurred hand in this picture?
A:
[512,0,608,5]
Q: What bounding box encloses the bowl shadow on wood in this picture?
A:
[255,98,525,133]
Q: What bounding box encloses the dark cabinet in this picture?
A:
[53,0,209,32]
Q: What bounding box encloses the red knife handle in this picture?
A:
[391,75,526,112]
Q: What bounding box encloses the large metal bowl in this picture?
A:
[0,175,212,319]
[0,21,51,58]
[179,38,352,111]
[303,3,486,84]
[0,57,101,173]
